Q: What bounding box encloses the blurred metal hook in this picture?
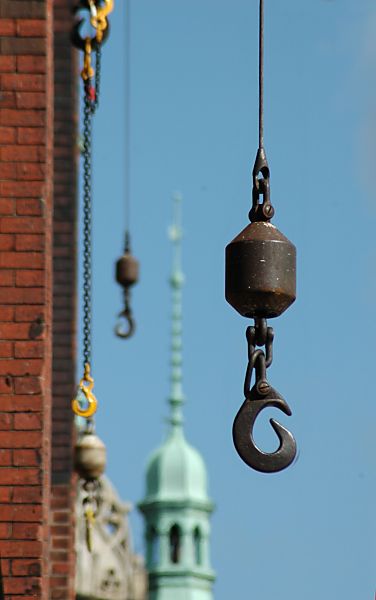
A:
[233,384,296,473]
[115,309,135,339]
[71,12,110,51]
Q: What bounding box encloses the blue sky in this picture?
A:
[79,1,376,598]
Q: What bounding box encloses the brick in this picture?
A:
[0,56,16,73]
[0,395,42,412]
[0,506,42,524]
[0,414,12,429]
[0,234,14,250]
[0,323,35,340]
[0,467,40,485]
[17,56,46,74]
[0,144,43,161]
[0,431,42,448]
[17,20,46,37]
[12,559,42,576]
[17,199,43,215]
[51,562,70,575]
[0,359,43,375]
[1,73,45,92]
[0,181,44,198]
[15,341,44,359]
[0,558,10,575]
[0,162,17,179]
[0,20,16,36]
[17,165,45,182]
[0,199,14,214]
[15,307,44,322]
[0,449,12,465]
[0,126,16,143]
[12,487,42,504]
[0,109,45,127]
[3,576,41,595]
[0,522,10,537]
[14,377,41,395]
[0,376,13,393]
[0,251,43,268]
[15,234,44,251]
[12,522,40,540]
[13,449,40,467]
[0,540,42,558]
[0,287,44,304]
[17,92,46,109]
[1,218,44,233]
[17,127,45,145]
[0,37,46,56]
[0,270,14,286]
[0,488,11,502]
[0,341,13,356]
[0,2,45,19]
[0,306,14,320]
[16,270,44,287]
[14,413,42,430]
[0,90,16,108]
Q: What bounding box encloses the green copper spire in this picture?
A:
[139,193,215,600]
[168,192,184,430]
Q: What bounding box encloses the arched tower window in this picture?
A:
[147,526,159,566]
[169,524,181,564]
[193,527,202,565]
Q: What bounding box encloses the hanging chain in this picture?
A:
[81,46,101,369]
[82,89,93,368]
[243,318,274,398]
[71,0,113,554]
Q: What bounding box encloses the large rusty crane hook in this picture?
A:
[231,322,297,473]
[233,385,296,474]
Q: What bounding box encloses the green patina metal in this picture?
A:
[139,193,215,600]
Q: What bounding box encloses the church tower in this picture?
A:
[139,194,215,600]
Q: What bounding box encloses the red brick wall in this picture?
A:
[0,1,78,599]
[0,1,54,598]
[49,1,77,598]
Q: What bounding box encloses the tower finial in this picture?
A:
[167,192,184,431]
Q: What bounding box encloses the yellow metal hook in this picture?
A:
[90,0,114,43]
[72,363,98,418]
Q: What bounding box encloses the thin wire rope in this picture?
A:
[124,0,131,234]
[258,0,264,150]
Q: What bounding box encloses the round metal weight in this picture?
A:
[116,253,139,288]
[225,221,296,318]
[74,432,107,480]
